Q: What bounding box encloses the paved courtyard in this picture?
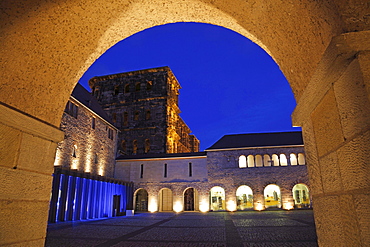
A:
[45,210,317,247]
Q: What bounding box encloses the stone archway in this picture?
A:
[1,1,369,246]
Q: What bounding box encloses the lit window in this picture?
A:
[239,155,247,168]
[247,155,255,167]
[280,154,288,166]
[290,153,298,165]
[272,154,279,166]
[298,153,306,165]
[255,155,263,167]
[263,154,271,166]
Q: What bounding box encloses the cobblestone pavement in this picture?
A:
[45,210,317,247]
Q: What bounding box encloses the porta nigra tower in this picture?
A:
[89,67,199,156]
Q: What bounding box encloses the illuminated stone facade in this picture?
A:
[115,132,309,213]
[54,84,118,177]
[89,67,199,156]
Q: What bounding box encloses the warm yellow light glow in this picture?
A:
[227,200,237,212]
[85,152,92,173]
[199,200,209,213]
[148,198,158,213]
[173,201,183,213]
[98,166,104,176]
[255,202,264,211]
[53,149,62,166]
[284,202,294,210]
[71,158,79,170]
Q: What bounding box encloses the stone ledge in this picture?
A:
[0,102,64,143]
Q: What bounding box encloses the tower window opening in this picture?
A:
[189,162,192,177]
[140,164,144,178]
[164,163,167,178]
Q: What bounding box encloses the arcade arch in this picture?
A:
[264,184,281,208]
[159,188,173,212]
[183,187,199,211]
[292,184,310,208]
[210,186,226,211]
[134,188,148,212]
[1,1,370,246]
[236,185,253,210]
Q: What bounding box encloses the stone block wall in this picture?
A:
[54,98,117,177]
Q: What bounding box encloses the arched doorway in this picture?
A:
[134,189,148,212]
[184,188,199,211]
[159,188,173,212]
[292,184,310,208]
[236,185,253,210]
[264,184,281,208]
[210,186,225,211]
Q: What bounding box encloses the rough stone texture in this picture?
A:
[0,123,21,169]
[334,58,370,140]
[54,98,117,177]
[116,146,309,212]
[0,200,50,246]
[89,67,199,156]
[319,151,343,194]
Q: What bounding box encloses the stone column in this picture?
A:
[292,31,370,246]
[0,103,64,246]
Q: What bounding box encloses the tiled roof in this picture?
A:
[71,83,114,126]
[206,131,303,150]
[116,152,207,160]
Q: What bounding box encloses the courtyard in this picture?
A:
[45,210,317,246]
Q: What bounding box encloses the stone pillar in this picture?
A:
[0,103,64,246]
[292,31,370,246]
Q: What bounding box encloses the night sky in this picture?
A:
[78,22,300,151]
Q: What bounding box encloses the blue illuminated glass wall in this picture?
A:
[48,167,133,223]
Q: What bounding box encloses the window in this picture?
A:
[239,155,247,168]
[108,128,114,140]
[112,112,117,123]
[290,153,298,165]
[92,117,95,129]
[133,140,138,154]
[65,101,78,118]
[164,163,167,178]
[146,110,151,120]
[94,153,98,164]
[145,139,150,153]
[72,144,77,158]
[121,140,126,153]
[263,154,271,166]
[134,111,139,121]
[124,84,130,93]
[247,155,255,167]
[255,155,263,167]
[114,85,119,95]
[135,82,141,91]
[280,154,288,166]
[298,153,306,165]
[123,112,128,126]
[146,81,153,90]
[140,164,144,178]
[272,154,279,166]
[189,162,192,177]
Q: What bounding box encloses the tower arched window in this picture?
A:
[134,111,139,121]
[135,82,141,91]
[280,154,288,166]
[114,85,119,95]
[298,153,306,165]
[146,110,151,120]
[263,154,271,166]
[290,153,298,165]
[146,81,152,90]
[124,84,130,93]
[133,140,138,155]
[145,139,150,153]
[272,154,279,166]
[255,155,263,167]
[123,112,128,126]
[121,140,126,153]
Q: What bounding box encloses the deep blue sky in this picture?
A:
[78,22,300,151]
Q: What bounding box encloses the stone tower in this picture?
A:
[89,66,199,156]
